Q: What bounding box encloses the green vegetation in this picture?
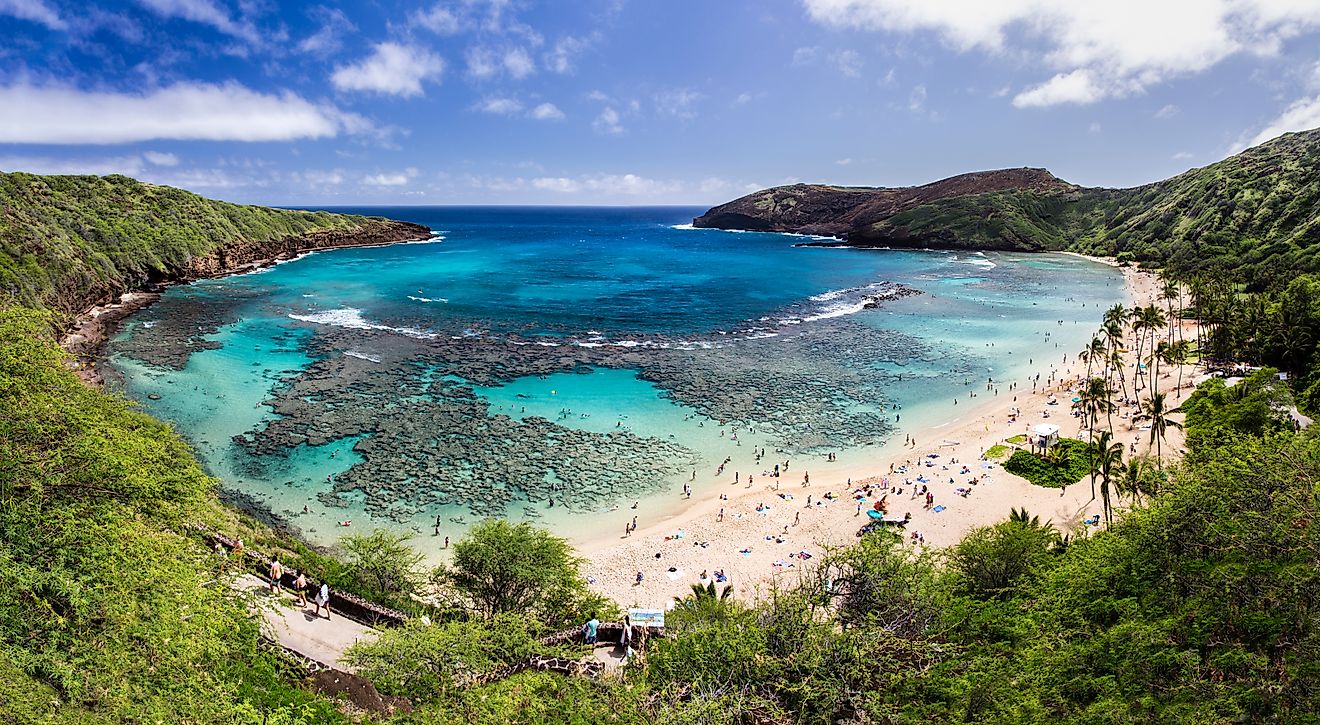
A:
[0,309,347,723]
[983,442,1011,460]
[1003,437,1090,487]
[867,130,1320,289]
[436,519,613,628]
[0,172,400,315]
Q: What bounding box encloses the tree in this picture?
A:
[1144,391,1183,468]
[438,519,600,625]
[949,519,1058,600]
[1090,430,1124,525]
[674,581,737,620]
[340,529,426,600]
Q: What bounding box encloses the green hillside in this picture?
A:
[0,172,425,315]
[875,130,1320,286]
[698,129,1320,290]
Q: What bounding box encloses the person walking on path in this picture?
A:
[293,570,308,607]
[313,583,331,619]
[268,557,283,594]
[620,614,633,656]
[583,612,600,646]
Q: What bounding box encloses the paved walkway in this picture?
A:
[236,574,380,672]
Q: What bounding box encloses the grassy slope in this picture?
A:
[846,130,1320,287]
[0,172,384,314]
[0,308,349,723]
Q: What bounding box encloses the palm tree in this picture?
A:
[1167,339,1191,400]
[1115,457,1145,505]
[1146,340,1171,402]
[1130,306,1150,398]
[1092,430,1124,525]
[1141,306,1168,394]
[1078,376,1115,434]
[1161,277,1180,343]
[1080,336,1107,380]
[1144,391,1182,468]
[1009,507,1041,527]
[674,581,735,618]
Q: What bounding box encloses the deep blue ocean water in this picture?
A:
[107,206,1127,548]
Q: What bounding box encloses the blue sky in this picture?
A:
[2,0,1320,205]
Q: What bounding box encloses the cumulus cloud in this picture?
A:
[412,3,461,34]
[143,150,179,166]
[332,42,444,97]
[137,0,260,44]
[298,7,355,55]
[593,106,623,134]
[802,0,1320,107]
[531,173,683,196]
[474,97,523,114]
[654,89,702,120]
[0,154,146,176]
[529,102,564,120]
[545,35,589,73]
[1242,94,1320,149]
[0,82,369,143]
[503,47,535,78]
[0,0,64,29]
[363,167,419,186]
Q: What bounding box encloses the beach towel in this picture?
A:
[932,505,946,513]
[665,568,685,581]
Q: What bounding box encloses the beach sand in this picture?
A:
[580,262,1192,608]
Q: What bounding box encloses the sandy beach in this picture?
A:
[581,261,1192,608]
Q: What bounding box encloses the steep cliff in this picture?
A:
[0,172,430,317]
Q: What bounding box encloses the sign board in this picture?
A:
[628,608,665,629]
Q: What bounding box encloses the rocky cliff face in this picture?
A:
[175,219,431,282]
[692,168,1076,245]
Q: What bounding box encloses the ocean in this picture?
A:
[106,206,1127,551]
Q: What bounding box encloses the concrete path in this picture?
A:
[236,574,380,672]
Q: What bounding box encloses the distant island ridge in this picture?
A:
[694,127,1320,288]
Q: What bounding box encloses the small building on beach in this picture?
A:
[1034,423,1060,449]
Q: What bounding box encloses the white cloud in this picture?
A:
[1155,103,1180,119]
[0,0,64,29]
[503,47,535,78]
[1013,69,1116,108]
[137,0,259,44]
[803,0,1320,107]
[1171,151,1195,160]
[531,173,683,197]
[832,49,863,77]
[655,89,702,120]
[143,150,179,166]
[908,84,926,111]
[1243,94,1320,148]
[298,7,354,55]
[413,3,461,34]
[301,169,345,185]
[532,176,580,192]
[733,91,755,106]
[363,168,418,186]
[474,97,524,114]
[0,82,368,144]
[592,106,624,134]
[545,35,589,73]
[1088,121,1102,133]
[465,46,500,79]
[332,43,444,97]
[792,46,819,65]
[836,157,853,165]
[530,102,564,120]
[0,154,145,176]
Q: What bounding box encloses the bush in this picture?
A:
[1004,438,1091,487]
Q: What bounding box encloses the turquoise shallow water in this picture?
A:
[106,207,1126,550]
